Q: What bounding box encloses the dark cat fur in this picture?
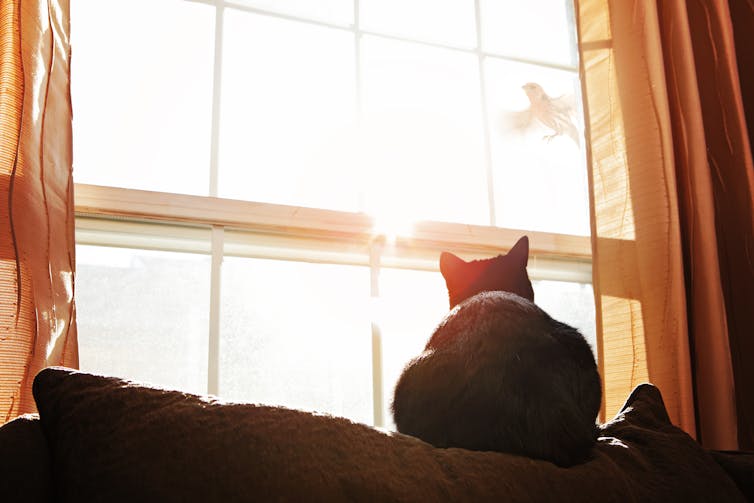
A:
[439,235,534,307]
[392,236,602,467]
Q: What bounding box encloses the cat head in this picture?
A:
[439,236,534,308]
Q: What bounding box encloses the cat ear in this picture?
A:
[439,252,466,283]
[507,236,530,266]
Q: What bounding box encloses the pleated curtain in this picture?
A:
[577,0,754,450]
[0,0,77,422]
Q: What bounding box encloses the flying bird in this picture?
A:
[502,82,581,146]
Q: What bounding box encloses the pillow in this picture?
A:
[708,450,754,499]
[33,367,745,502]
[0,414,53,502]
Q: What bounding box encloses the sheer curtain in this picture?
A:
[0,0,77,423]
[577,0,753,450]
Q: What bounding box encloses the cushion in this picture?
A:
[33,367,745,502]
[709,450,754,499]
[0,414,53,502]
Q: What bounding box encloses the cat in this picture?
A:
[391,236,602,467]
[438,235,535,308]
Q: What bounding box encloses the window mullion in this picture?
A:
[209,4,224,197]
[369,237,384,428]
[353,0,365,211]
[208,225,224,395]
[474,0,496,227]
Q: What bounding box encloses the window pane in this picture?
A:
[70,0,214,195]
[480,0,576,67]
[360,36,488,226]
[377,267,449,430]
[533,279,597,352]
[484,59,589,235]
[76,245,211,394]
[219,257,372,424]
[360,0,476,48]
[229,0,353,25]
[218,11,358,211]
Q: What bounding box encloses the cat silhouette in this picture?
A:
[439,235,534,308]
[392,236,601,467]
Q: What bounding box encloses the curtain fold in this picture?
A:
[577,0,753,450]
[0,0,77,423]
[685,0,754,451]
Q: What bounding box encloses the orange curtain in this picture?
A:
[0,0,77,423]
[577,0,753,450]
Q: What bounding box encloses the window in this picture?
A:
[71,0,593,428]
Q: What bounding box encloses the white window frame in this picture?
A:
[72,0,590,428]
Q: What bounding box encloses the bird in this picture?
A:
[502,82,581,146]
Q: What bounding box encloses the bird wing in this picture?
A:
[499,108,535,135]
[551,93,577,117]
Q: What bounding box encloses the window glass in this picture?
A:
[70,0,214,195]
[218,10,358,211]
[484,58,589,235]
[480,0,576,67]
[219,257,373,424]
[360,0,477,48]
[533,279,597,351]
[360,36,489,226]
[76,245,211,394]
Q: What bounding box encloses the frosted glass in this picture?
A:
[360,36,489,226]
[76,245,211,394]
[218,10,359,211]
[480,0,576,67]
[360,0,476,48]
[219,257,372,424]
[484,58,589,235]
[70,0,214,195]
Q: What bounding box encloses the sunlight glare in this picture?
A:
[369,213,415,242]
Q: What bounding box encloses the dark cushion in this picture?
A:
[709,450,754,500]
[0,414,53,502]
[33,367,745,502]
